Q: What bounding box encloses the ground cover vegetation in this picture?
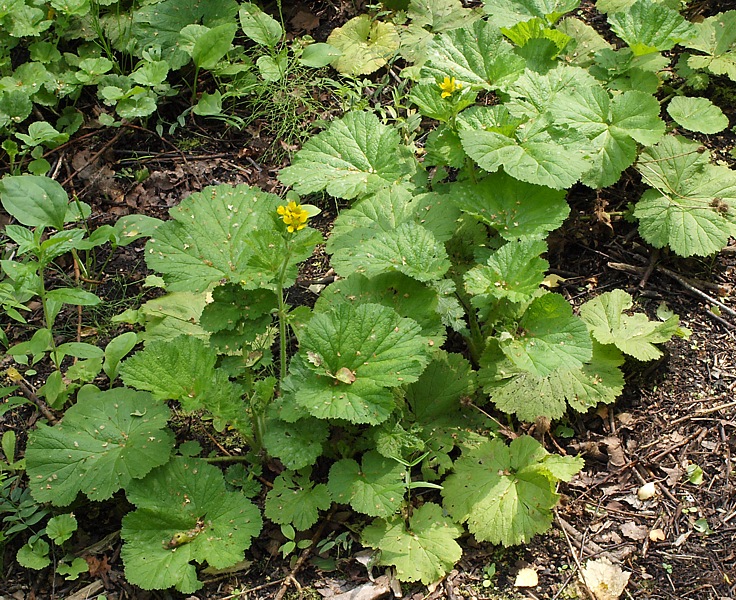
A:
[0,0,734,596]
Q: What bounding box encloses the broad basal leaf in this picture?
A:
[132,0,239,69]
[26,388,174,506]
[327,15,400,75]
[422,20,525,91]
[681,11,736,81]
[460,115,590,189]
[442,436,582,545]
[465,238,549,305]
[499,293,592,377]
[580,289,681,360]
[405,351,476,423]
[666,96,729,134]
[549,86,664,188]
[634,135,736,256]
[261,411,329,470]
[329,451,406,517]
[331,222,450,283]
[557,17,613,67]
[315,272,446,345]
[292,303,430,424]
[607,0,695,56]
[483,0,580,27]
[120,336,216,408]
[146,184,319,292]
[238,2,283,48]
[362,503,462,584]
[408,0,479,31]
[480,341,625,420]
[444,173,569,239]
[265,471,331,530]
[122,457,262,593]
[278,111,416,199]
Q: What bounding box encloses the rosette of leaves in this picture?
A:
[25,388,175,506]
[443,436,583,545]
[121,457,262,593]
[285,302,432,425]
[146,183,321,292]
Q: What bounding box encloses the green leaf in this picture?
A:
[681,11,736,82]
[481,340,625,420]
[465,238,549,305]
[0,175,68,230]
[239,2,283,48]
[26,388,174,506]
[56,557,89,581]
[117,292,209,344]
[133,0,239,69]
[460,116,590,189]
[557,17,613,67]
[15,122,69,148]
[0,90,33,128]
[405,352,476,423]
[332,222,450,283]
[122,457,262,593]
[443,436,582,545]
[499,293,592,377]
[666,97,729,135]
[146,184,319,292]
[257,54,288,82]
[46,288,101,306]
[103,332,138,382]
[327,15,400,75]
[17,539,51,570]
[265,471,332,530]
[549,86,664,188]
[445,173,569,239]
[121,336,243,414]
[328,451,406,517]
[46,513,78,545]
[634,136,736,257]
[580,289,680,360]
[190,23,237,70]
[316,272,446,345]
[299,42,342,68]
[261,415,329,470]
[278,112,416,199]
[362,503,462,584]
[422,20,525,91]
[483,0,580,27]
[408,0,480,31]
[608,0,695,56]
[292,303,430,424]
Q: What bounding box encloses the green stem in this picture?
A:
[276,245,293,394]
[38,275,61,371]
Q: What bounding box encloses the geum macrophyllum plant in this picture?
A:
[19,0,728,592]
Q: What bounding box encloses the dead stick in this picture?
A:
[12,377,58,425]
[61,128,125,187]
[657,265,736,320]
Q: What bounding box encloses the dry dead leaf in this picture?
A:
[649,528,666,541]
[580,558,631,600]
[514,567,538,587]
[620,521,648,541]
[602,436,627,468]
[291,9,320,31]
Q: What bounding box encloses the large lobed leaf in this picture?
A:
[265,471,331,530]
[26,388,174,506]
[146,184,321,292]
[442,436,583,545]
[634,136,736,256]
[291,303,431,424]
[362,503,463,584]
[278,112,416,199]
[607,0,695,56]
[680,11,736,82]
[122,457,262,593]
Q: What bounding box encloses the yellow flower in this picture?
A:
[277,201,309,233]
[439,76,462,98]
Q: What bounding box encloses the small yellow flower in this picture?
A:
[277,201,309,233]
[439,76,462,99]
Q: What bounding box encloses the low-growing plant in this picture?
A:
[7,0,736,594]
